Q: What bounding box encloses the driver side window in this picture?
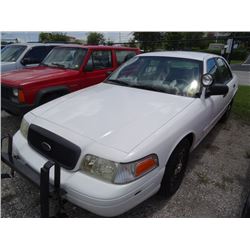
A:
[216,58,232,84]
[207,58,221,84]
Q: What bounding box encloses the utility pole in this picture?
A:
[226,32,235,64]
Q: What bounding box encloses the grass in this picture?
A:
[232,86,250,124]
[230,60,244,65]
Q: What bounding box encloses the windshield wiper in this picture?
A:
[51,63,65,68]
[130,84,166,93]
[106,79,130,86]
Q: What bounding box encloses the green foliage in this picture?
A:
[131,32,205,51]
[39,32,70,42]
[199,48,248,60]
[231,49,248,60]
[133,32,164,52]
[127,38,137,48]
[232,86,250,124]
[163,32,184,50]
[106,39,114,46]
[163,32,206,50]
[87,32,105,45]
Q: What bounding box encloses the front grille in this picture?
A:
[28,124,81,170]
[1,84,12,99]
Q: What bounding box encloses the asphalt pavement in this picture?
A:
[1,110,250,218]
[231,55,250,86]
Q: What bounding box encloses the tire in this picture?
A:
[220,99,233,122]
[159,138,191,198]
[39,92,62,106]
[242,194,250,218]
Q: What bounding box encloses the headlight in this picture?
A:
[81,154,158,184]
[20,118,30,139]
[13,88,19,97]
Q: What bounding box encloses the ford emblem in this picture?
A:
[41,142,52,152]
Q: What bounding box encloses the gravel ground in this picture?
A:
[1,110,250,218]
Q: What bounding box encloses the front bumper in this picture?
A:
[1,135,65,217]
[1,97,33,115]
[2,131,163,217]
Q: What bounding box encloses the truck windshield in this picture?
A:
[1,45,27,62]
[42,47,87,70]
[107,56,203,98]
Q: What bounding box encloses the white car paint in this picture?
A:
[1,43,58,73]
[12,51,238,216]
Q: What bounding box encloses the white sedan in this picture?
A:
[3,51,238,217]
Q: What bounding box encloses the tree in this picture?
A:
[182,32,205,49]
[39,32,70,42]
[106,39,114,46]
[163,32,185,50]
[86,32,105,45]
[163,32,205,50]
[132,32,164,52]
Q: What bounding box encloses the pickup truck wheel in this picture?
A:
[220,99,233,122]
[39,93,61,105]
[159,138,190,198]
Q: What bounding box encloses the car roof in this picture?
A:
[138,51,219,61]
[5,43,62,48]
[4,43,138,50]
[50,44,139,50]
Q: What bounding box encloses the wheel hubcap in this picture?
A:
[174,161,183,175]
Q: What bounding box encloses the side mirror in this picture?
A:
[84,63,93,72]
[205,84,229,98]
[21,57,39,65]
[202,73,214,87]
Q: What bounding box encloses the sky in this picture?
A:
[1,31,133,43]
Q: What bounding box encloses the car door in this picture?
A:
[205,57,235,122]
[82,49,114,87]
[215,57,237,105]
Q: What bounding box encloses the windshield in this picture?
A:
[42,47,87,70]
[107,56,203,97]
[1,45,27,62]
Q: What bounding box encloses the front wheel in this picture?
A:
[159,138,190,198]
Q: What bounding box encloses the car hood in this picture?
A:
[31,83,195,153]
[1,66,79,87]
[1,61,17,73]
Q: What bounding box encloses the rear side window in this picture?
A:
[23,46,54,63]
[86,50,112,70]
[115,50,136,66]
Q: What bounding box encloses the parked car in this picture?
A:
[1,51,238,217]
[1,43,57,73]
[1,45,140,115]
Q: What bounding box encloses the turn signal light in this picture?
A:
[18,90,25,103]
[135,157,158,177]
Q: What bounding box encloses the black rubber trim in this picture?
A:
[28,124,81,170]
[35,85,69,106]
[1,98,33,115]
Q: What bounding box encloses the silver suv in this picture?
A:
[1,43,57,73]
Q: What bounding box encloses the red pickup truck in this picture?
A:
[1,45,140,115]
